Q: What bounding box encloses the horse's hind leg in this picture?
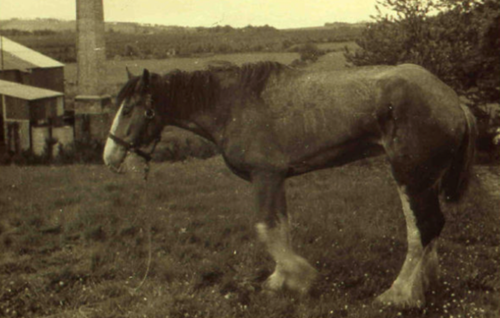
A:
[376,185,443,308]
[253,171,317,294]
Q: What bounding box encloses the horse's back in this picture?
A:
[260,67,387,169]
[267,63,465,152]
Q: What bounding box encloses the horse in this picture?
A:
[103,61,477,308]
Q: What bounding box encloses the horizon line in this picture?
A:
[0,17,370,30]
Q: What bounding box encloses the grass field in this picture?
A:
[1,157,499,317]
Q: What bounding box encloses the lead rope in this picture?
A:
[133,220,152,292]
[142,136,160,181]
[134,135,162,289]
[132,163,153,292]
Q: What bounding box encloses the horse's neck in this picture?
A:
[173,120,218,142]
[169,112,223,145]
[162,71,243,145]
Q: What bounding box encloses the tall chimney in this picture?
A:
[75,0,111,142]
[76,0,106,96]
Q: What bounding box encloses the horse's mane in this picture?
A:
[163,60,286,95]
[207,61,287,94]
[240,61,288,94]
[117,61,288,118]
[161,61,287,118]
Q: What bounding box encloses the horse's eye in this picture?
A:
[145,109,155,119]
[122,106,132,116]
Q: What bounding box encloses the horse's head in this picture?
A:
[103,68,164,173]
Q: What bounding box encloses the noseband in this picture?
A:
[108,133,160,162]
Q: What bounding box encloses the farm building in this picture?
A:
[0,80,69,154]
[0,36,65,92]
[0,36,73,156]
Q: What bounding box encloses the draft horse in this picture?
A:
[103,62,476,308]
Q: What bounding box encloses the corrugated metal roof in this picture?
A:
[0,79,63,100]
[0,36,64,71]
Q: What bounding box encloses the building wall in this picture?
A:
[57,97,64,116]
[4,96,29,120]
[23,67,64,93]
[0,70,22,83]
[29,97,64,121]
[0,95,5,147]
[5,120,30,153]
[0,116,4,149]
[0,67,64,93]
[1,95,64,153]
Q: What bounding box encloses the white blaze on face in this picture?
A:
[103,101,127,167]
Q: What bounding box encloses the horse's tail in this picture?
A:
[441,104,477,202]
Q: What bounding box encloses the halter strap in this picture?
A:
[108,133,160,162]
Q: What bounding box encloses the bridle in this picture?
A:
[108,132,160,162]
[108,94,161,162]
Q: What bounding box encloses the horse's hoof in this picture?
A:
[262,257,317,296]
[260,288,279,298]
[283,259,317,295]
[263,271,286,291]
[374,288,425,309]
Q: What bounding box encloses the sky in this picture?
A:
[0,0,378,29]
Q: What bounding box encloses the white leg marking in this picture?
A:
[256,221,317,294]
[376,186,439,308]
[394,186,424,290]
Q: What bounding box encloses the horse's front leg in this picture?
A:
[252,171,317,295]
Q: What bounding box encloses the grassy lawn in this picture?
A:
[1,157,499,317]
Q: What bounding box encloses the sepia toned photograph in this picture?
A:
[0,0,499,317]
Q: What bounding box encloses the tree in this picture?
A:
[345,0,500,158]
[345,0,500,104]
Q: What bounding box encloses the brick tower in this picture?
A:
[75,0,111,142]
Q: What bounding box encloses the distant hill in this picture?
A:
[284,22,367,32]
[324,22,368,28]
[1,18,363,63]
[0,18,187,34]
[0,18,366,34]
[0,18,74,32]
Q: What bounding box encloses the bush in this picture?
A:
[124,44,142,58]
[346,0,499,102]
[344,0,500,160]
[298,43,325,62]
[290,43,326,67]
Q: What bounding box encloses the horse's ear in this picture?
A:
[126,67,134,80]
[140,69,150,89]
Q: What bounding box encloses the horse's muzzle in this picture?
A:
[103,136,127,171]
